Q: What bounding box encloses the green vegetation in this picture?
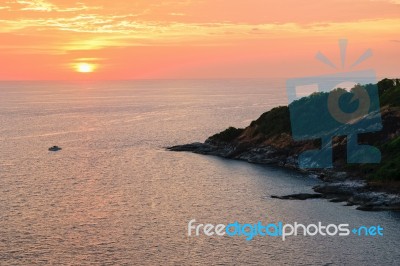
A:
[208,126,244,143]
[371,136,400,181]
[370,79,400,181]
[250,106,291,138]
[378,78,400,107]
[209,79,400,182]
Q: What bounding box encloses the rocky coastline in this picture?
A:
[168,141,400,211]
[168,79,400,211]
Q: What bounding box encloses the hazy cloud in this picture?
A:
[11,0,100,12]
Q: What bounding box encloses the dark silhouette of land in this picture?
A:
[169,78,400,211]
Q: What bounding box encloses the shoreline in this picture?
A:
[167,142,400,211]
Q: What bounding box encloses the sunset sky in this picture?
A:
[0,0,399,80]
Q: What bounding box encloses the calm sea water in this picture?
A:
[0,80,399,265]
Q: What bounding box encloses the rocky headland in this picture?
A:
[168,79,400,211]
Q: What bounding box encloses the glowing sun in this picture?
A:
[76,63,95,73]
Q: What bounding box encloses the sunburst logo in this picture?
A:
[316,39,373,70]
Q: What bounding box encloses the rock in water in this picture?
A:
[271,193,323,200]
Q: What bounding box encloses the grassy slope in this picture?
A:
[208,78,400,182]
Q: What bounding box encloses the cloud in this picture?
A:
[1,17,398,56]
[0,1,399,55]
[169,13,186,16]
[12,0,100,12]
[1,14,400,40]
[376,0,400,4]
[16,0,54,12]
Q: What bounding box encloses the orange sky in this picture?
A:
[0,0,399,80]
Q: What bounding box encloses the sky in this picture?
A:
[0,0,399,80]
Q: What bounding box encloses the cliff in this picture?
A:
[168,78,400,211]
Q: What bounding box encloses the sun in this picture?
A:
[76,63,95,73]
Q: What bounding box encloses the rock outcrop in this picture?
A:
[168,79,400,211]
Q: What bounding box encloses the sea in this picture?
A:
[0,79,399,265]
